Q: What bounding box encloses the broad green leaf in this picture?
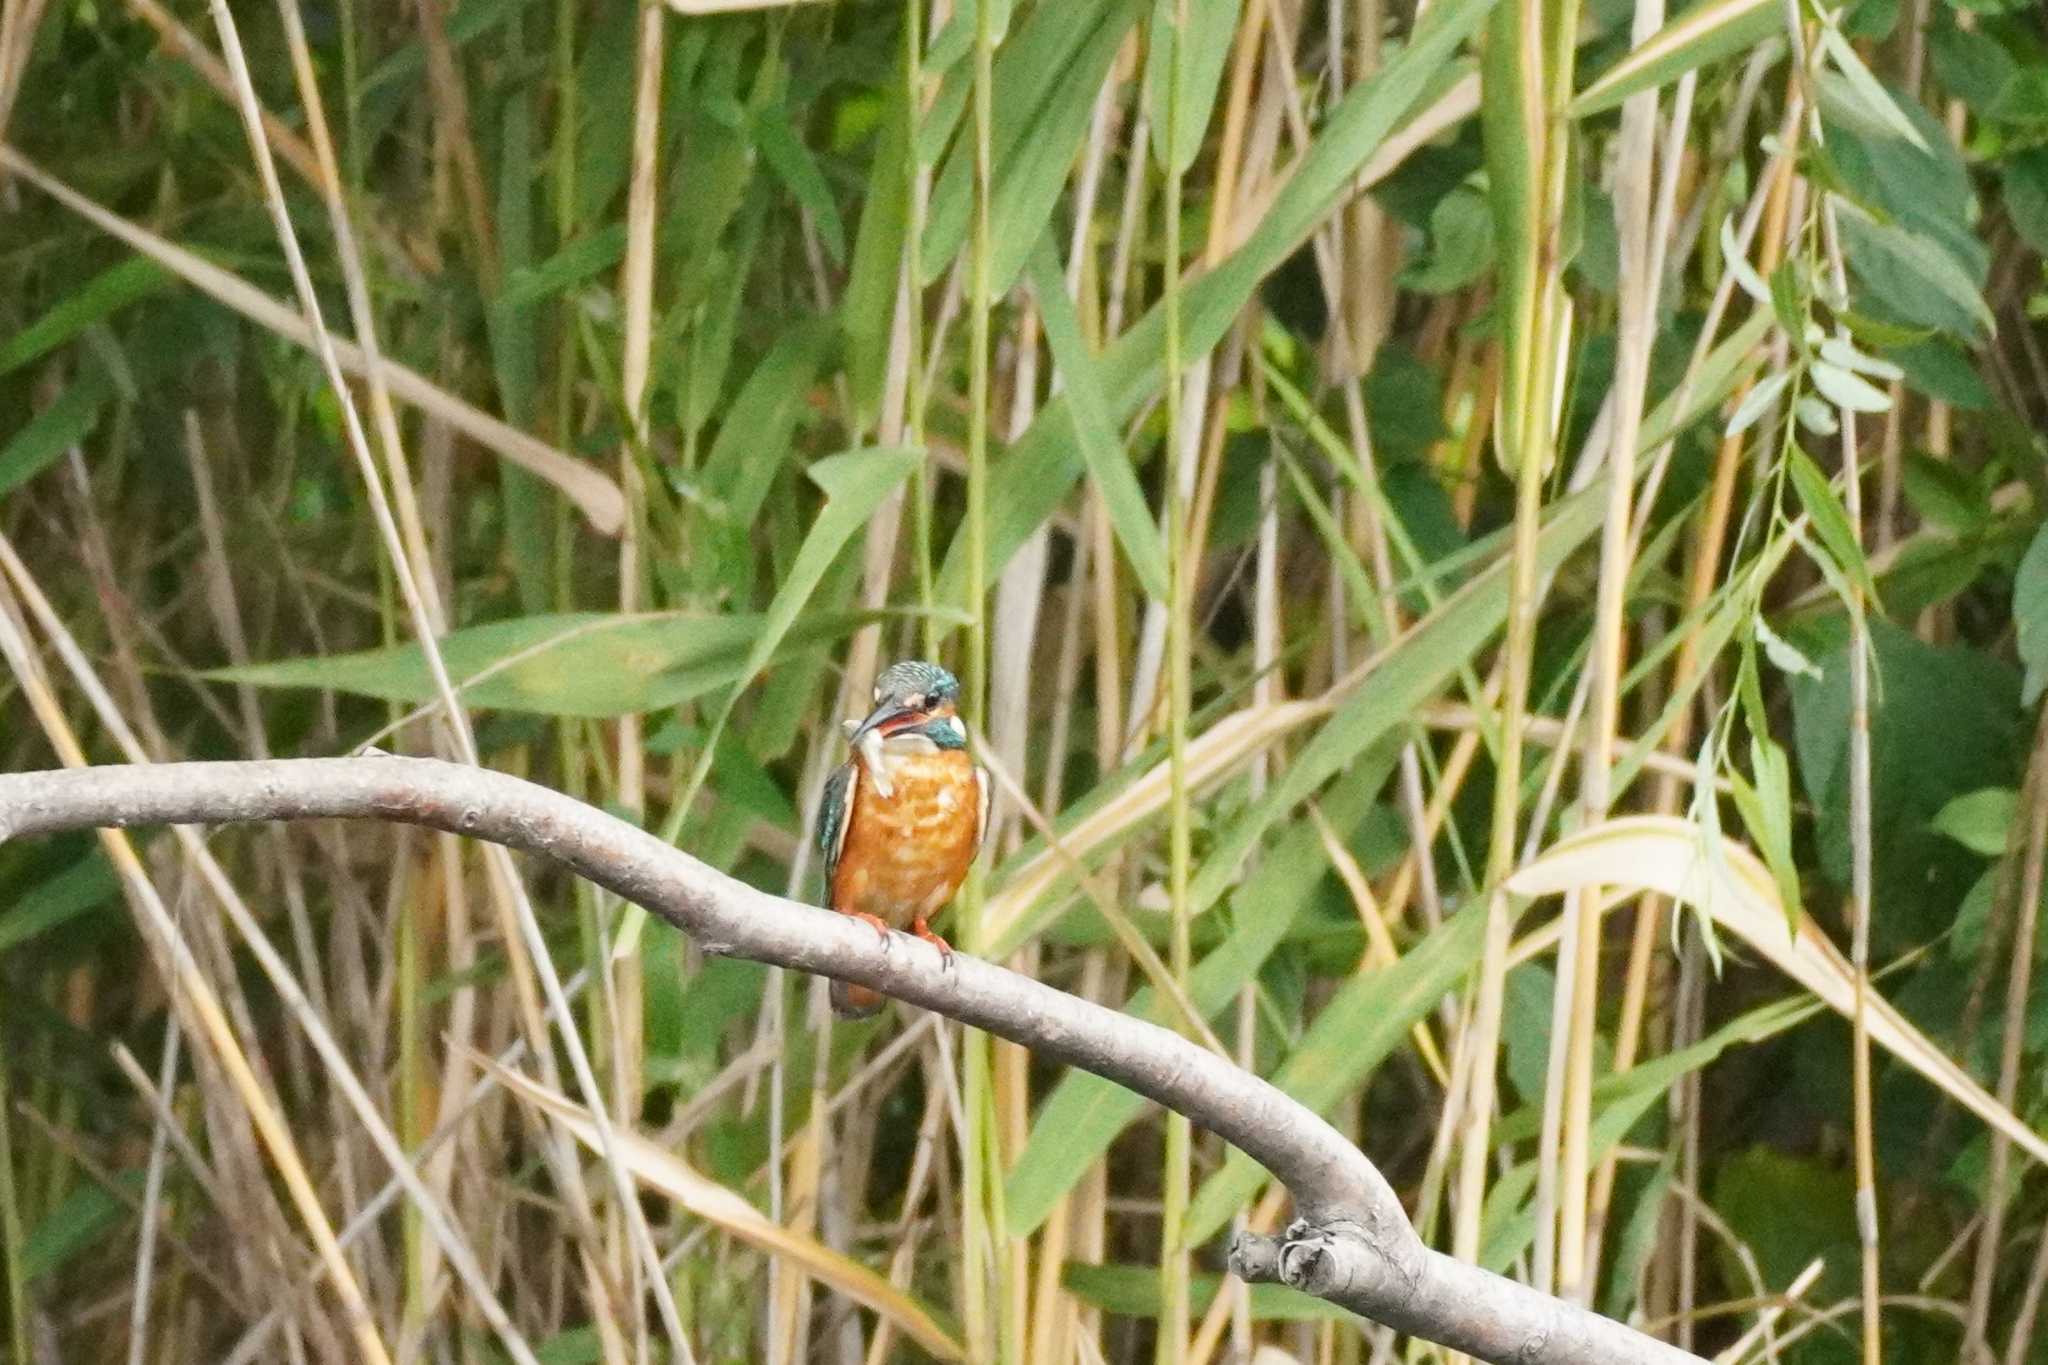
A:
[1834,196,1993,338]
[1889,339,1990,410]
[1060,1262,1346,1322]
[1182,906,1488,1244]
[211,609,876,718]
[1931,22,2016,119]
[0,257,168,377]
[1002,769,1387,1238]
[1570,0,1779,117]
[2018,523,2048,705]
[1025,241,1169,602]
[1404,185,1496,294]
[935,0,1496,610]
[0,376,109,499]
[1714,1150,1860,1305]
[1790,619,2021,918]
[2003,149,2048,257]
[1931,787,2019,857]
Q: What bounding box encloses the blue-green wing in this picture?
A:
[817,762,857,891]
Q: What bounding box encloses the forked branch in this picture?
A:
[0,757,1702,1365]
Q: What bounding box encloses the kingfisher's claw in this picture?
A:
[910,919,954,968]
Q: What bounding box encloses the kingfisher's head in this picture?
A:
[849,660,966,751]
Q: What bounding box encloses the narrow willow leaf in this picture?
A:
[1817,26,1926,151]
[1569,0,1779,118]
[1818,335,1904,382]
[1786,444,1877,601]
[1720,215,1772,304]
[1724,369,1790,437]
[1768,260,1807,347]
[1810,358,1892,413]
[1508,817,2048,1171]
[1636,308,1773,454]
[1795,393,1840,436]
[1025,242,1170,601]
[21,1182,130,1283]
[1755,616,1823,679]
[1735,734,1803,933]
[1182,908,1488,1244]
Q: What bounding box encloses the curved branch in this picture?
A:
[0,757,1701,1365]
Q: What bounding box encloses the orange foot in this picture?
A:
[910,918,954,966]
[849,911,893,944]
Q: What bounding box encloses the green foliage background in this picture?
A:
[3,0,2048,1360]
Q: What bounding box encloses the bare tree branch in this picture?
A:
[0,756,1703,1365]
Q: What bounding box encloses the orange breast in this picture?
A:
[831,750,981,927]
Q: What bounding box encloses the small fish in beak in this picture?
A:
[848,702,916,798]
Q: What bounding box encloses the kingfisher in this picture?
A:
[817,660,989,1017]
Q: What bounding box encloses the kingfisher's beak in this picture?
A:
[849,702,917,749]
